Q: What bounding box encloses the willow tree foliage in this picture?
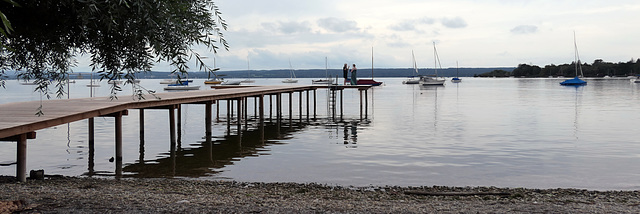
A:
[0,0,228,98]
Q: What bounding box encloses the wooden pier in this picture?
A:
[0,85,372,182]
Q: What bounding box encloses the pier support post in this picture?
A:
[277,93,282,120]
[205,101,212,144]
[115,112,123,179]
[226,100,231,135]
[259,95,265,142]
[359,89,363,120]
[169,105,176,148]
[288,92,293,125]
[138,109,145,167]
[177,105,182,147]
[139,109,144,143]
[365,89,369,119]
[269,94,273,121]
[237,98,242,133]
[216,101,220,122]
[16,134,27,182]
[244,97,249,129]
[88,117,95,176]
[306,90,310,121]
[313,90,317,119]
[299,91,303,121]
[340,89,344,120]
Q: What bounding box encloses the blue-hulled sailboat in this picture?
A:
[560,32,587,86]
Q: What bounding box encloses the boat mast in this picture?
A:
[412,50,419,75]
[573,31,583,77]
[371,46,374,79]
[433,42,441,78]
[325,56,328,79]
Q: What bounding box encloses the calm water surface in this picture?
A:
[1,77,640,190]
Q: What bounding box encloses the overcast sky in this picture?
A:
[76,0,640,72]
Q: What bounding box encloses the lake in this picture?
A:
[1,77,640,190]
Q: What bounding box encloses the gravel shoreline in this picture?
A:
[2,176,640,213]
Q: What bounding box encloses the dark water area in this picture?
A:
[2,77,640,190]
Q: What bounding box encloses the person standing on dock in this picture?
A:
[350,64,357,85]
[343,63,349,85]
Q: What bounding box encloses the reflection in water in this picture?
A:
[122,121,305,178]
[570,85,585,141]
[419,85,442,129]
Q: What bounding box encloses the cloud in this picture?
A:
[388,17,435,32]
[441,17,467,28]
[510,25,538,34]
[261,21,312,34]
[317,17,360,33]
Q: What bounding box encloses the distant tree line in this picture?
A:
[476,59,640,77]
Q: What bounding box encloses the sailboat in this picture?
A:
[164,72,200,90]
[403,50,420,84]
[560,32,587,86]
[282,59,298,83]
[204,56,224,84]
[241,56,255,83]
[312,57,333,84]
[419,42,446,86]
[356,46,383,86]
[451,61,462,83]
[86,70,101,87]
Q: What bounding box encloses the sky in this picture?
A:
[77,0,640,72]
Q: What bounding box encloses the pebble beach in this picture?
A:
[2,176,640,213]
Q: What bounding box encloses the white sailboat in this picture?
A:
[312,57,334,84]
[282,59,298,83]
[204,56,224,84]
[241,56,255,83]
[403,50,420,84]
[420,42,446,86]
[86,70,100,87]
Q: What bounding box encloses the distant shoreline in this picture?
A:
[3,67,514,80]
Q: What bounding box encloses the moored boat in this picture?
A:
[164,81,200,90]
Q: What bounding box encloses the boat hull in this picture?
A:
[560,77,587,86]
[312,79,333,84]
[402,78,420,84]
[164,86,201,90]
[204,80,223,84]
[356,79,383,86]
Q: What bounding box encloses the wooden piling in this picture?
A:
[299,91,303,121]
[306,90,310,120]
[365,89,369,118]
[289,92,293,123]
[205,101,212,144]
[115,112,123,179]
[16,133,26,182]
[237,98,242,133]
[359,89,363,120]
[340,89,344,120]
[169,105,176,147]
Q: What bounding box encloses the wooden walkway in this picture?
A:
[0,85,372,181]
